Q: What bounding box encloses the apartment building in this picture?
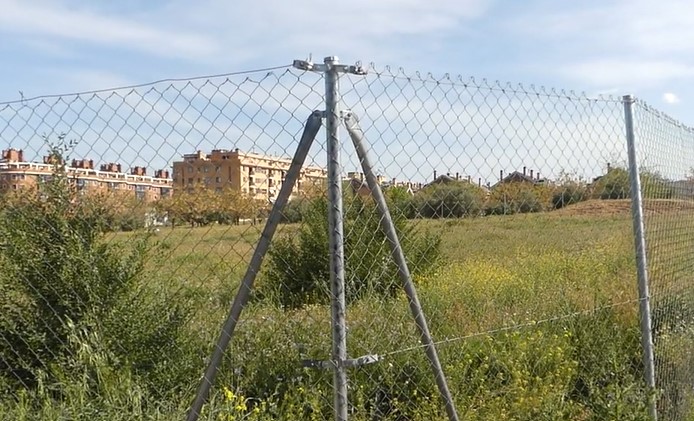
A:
[172,148,328,201]
[0,148,173,201]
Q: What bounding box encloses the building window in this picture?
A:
[187,178,193,185]
[215,166,221,173]
[12,184,17,190]
[204,166,209,173]
[215,177,221,183]
[204,177,212,185]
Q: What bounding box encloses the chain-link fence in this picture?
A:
[0,56,690,420]
[631,101,694,421]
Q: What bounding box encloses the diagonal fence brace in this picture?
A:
[186,110,323,421]
[342,110,461,421]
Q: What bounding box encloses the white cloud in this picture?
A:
[559,59,694,90]
[0,0,492,66]
[0,0,219,59]
[663,92,680,104]
[507,0,694,89]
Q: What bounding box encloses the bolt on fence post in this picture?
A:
[343,112,460,421]
[186,111,323,421]
[623,94,658,421]
[324,56,349,421]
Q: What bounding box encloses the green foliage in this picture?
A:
[264,193,443,308]
[279,196,311,223]
[552,174,589,209]
[0,139,198,404]
[485,182,552,215]
[591,167,630,199]
[591,166,674,200]
[411,181,486,218]
[384,185,414,218]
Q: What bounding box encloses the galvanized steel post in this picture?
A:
[623,94,658,421]
[324,56,349,421]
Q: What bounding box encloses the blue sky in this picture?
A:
[1,0,693,183]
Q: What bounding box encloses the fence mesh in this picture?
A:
[632,101,694,421]
[0,59,688,420]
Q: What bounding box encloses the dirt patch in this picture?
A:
[554,199,694,217]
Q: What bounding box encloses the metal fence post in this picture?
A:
[325,56,349,421]
[623,94,658,421]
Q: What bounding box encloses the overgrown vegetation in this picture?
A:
[1,143,692,420]
[0,139,202,416]
[263,191,442,308]
[410,181,487,218]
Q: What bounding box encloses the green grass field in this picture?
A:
[4,199,694,420]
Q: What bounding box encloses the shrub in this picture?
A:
[411,181,486,218]
[0,140,198,400]
[485,182,552,215]
[384,185,414,218]
[279,196,311,223]
[591,167,630,199]
[264,192,443,308]
[552,181,588,209]
[591,166,674,200]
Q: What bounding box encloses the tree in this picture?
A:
[157,185,264,227]
[411,181,486,218]
[485,182,552,215]
[591,166,674,200]
[264,192,443,308]
[591,167,630,199]
[552,170,588,209]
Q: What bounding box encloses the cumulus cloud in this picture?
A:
[0,0,219,59]
[663,92,680,104]
[0,0,492,64]
[507,0,694,88]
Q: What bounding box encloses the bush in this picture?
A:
[411,181,486,218]
[279,196,311,223]
[552,181,588,209]
[591,166,674,200]
[384,185,414,218]
[0,141,198,400]
[485,182,552,215]
[591,167,630,199]
[264,192,443,308]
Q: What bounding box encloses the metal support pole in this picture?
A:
[324,56,349,421]
[186,111,323,421]
[623,94,658,421]
[343,112,460,421]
